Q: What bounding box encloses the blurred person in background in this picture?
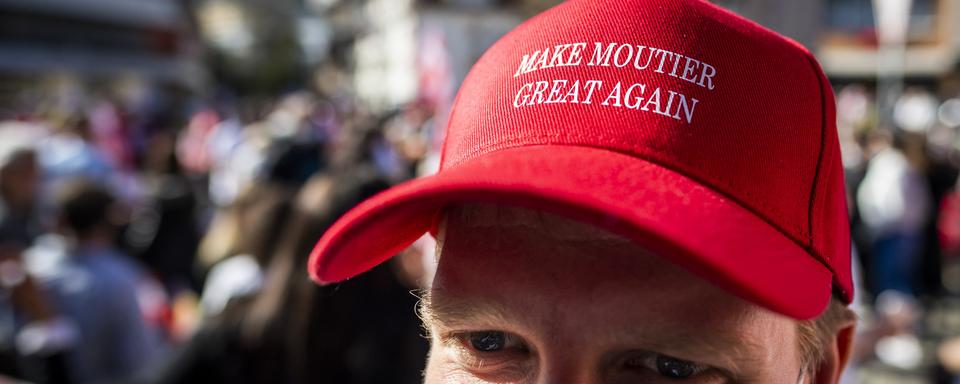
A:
[917,123,960,299]
[0,246,73,384]
[25,181,162,383]
[0,142,74,384]
[198,181,295,319]
[38,115,116,198]
[202,99,275,209]
[139,164,427,384]
[852,129,936,377]
[126,130,203,297]
[857,130,932,297]
[374,101,436,184]
[0,147,42,247]
[196,105,330,319]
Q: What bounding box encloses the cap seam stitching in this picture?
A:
[801,52,829,264]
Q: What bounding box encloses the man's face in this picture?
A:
[421,205,806,383]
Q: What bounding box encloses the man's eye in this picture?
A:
[446,330,530,380]
[469,331,507,352]
[625,353,708,380]
[655,355,696,378]
[462,331,527,354]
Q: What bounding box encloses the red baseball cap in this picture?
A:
[309,0,852,320]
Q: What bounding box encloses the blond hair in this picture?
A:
[798,297,857,374]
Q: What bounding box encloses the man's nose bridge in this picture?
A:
[536,373,600,384]
[535,358,602,384]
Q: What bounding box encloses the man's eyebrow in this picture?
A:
[417,290,515,331]
[633,329,765,374]
[419,290,765,370]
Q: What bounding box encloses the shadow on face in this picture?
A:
[421,204,805,384]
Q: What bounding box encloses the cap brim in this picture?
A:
[309,145,834,320]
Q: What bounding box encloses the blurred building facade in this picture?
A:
[352,0,535,110]
[352,0,960,114]
[0,0,205,103]
[716,0,960,88]
[4,0,957,116]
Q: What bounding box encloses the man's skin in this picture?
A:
[420,205,854,383]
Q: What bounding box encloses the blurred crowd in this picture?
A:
[0,83,438,384]
[837,84,960,383]
[3,62,960,384]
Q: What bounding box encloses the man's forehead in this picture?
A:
[432,202,793,321]
[435,204,755,307]
[438,204,687,287]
